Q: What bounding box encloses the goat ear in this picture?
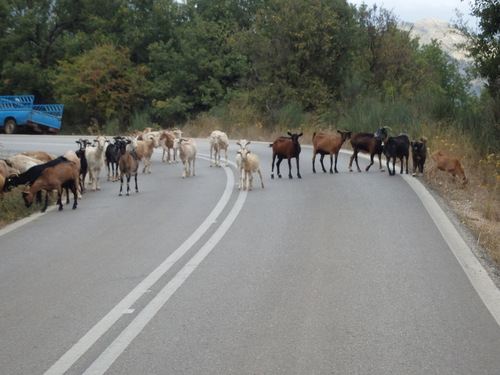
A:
[298,132,303,137]
[246,141,251,145]
[287,131,292,136]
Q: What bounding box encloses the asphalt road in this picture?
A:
[1,134,500,375]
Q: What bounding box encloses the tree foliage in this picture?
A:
[462,0,500,96]
[54,44,149,129]
[0,0,482,131]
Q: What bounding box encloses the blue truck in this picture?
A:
[0,95,64,134]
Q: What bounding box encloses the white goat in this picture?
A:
[85,135,108,191]
[6,154,43,173]
[135,137,158,173]
[209,130,229,167]
[174,138,197,178]
[238,148,264,191]
[235,139,250,190]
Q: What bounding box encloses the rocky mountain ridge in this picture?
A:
[401,18,483,94]
[400,18,467,61]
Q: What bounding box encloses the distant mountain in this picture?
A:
[400,18,467,61]
[400,18,483,95]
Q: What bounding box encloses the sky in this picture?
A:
[348,0,477,24]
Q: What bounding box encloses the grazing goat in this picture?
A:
[21,151,56,163]
[174,138,197,178]
[3,156,69,192]
[271,132,303,179]
[6,155,43,173]
[209,130,229,167]
[236,139,251,190]
[312,130,351,174]
[411,137,427,176]
[0,160,10,178]
[22,161,79,212]
[348,131,385,172]
[429,150,468,185]
[85,135,108,191]
[238,148,264,191]
[105,136,122,181]
[117,139,139,196]
[373,127,410,176]
[3,156,69,205]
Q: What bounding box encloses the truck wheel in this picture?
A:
[4,119,17,134]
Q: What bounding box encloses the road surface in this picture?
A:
[1,134,500,374]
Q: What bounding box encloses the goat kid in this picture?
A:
[174,138,197,178]
[271,132,303,179]
[236,139,251,189]
[238,148,264,191]
[411,137,427,176]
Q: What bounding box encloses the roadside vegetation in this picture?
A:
[0,0,498,264]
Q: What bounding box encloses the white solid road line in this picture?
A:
[83,167,247,375]
[44,156,243,375]
[404,174,500,327]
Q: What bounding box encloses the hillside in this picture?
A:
[401,18,467,60]
[401,18,483,94]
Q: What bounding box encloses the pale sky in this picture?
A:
[349,0,477,24]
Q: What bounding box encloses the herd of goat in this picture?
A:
[0,126,468,213]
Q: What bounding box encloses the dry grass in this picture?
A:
[0,187,42,227]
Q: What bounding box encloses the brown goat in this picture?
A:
[348,132,385,172]
[312,130,351,173]
[20,151,56,163]
[428,150,468,185]
[22,161,79,212]
[118,139,139,196]
[271,132,303,179]
[159,130,176,163]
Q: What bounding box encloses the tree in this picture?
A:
[147,13,249,125]
[54,43,149,130]
[239,0,357,113]
[355,5,425,100]
[461,0,500,97]
[0,0,84,101]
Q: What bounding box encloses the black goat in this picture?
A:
[75,139,91,194]
[105,136,123,182]
[271,132,303,179]
[374,127,410,176]
[410,137,427,176]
